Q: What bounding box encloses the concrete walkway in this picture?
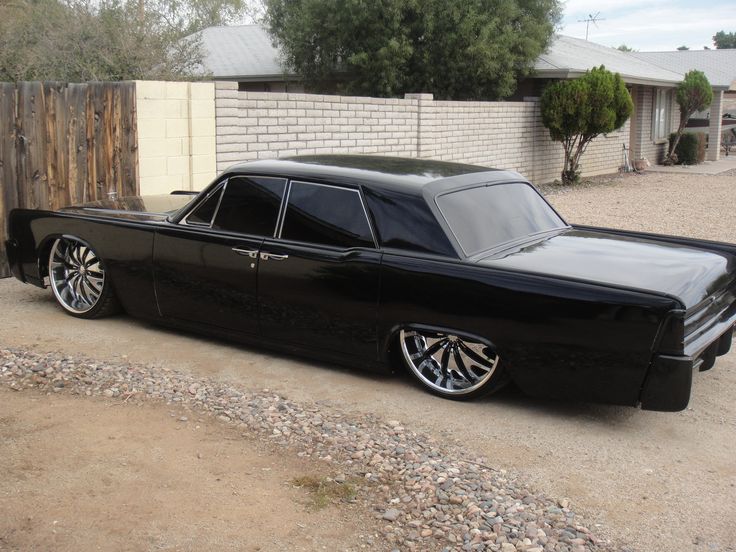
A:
[647,153,736,175]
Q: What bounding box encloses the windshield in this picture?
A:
[436,183,566,256]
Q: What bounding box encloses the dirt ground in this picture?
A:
[1,170,735,552]
[0,389,379,552]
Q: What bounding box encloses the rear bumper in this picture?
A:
[640,326,734,411]
[4,239,24,282]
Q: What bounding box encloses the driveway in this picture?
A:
[1,170,735,552]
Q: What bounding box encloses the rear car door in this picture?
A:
[154,175,287,334]
[258,180,382,360]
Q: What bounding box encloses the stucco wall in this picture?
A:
[135,81,217,194]
[214,82,629,184]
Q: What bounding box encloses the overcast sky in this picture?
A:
[560,0,736,51]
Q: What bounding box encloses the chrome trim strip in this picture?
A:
[180,180,227,227]
[275,180,292,238]
[208,179,228,228]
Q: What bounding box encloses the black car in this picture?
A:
[6,155,736,411]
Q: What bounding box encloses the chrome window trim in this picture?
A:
[278,180,379,249]
[274,180,292,238]
[181,179,228,228]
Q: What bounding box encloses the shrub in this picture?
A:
[541,66,633,185]
[668,132,706,165]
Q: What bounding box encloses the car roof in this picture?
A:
[224,155,526,196]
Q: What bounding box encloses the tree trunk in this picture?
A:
[668,109,693,160]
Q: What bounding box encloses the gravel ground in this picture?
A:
[540,170,736,243]
[2,169,735,552]
[1,347,615,552]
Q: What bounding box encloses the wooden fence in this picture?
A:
[0,81,139,278]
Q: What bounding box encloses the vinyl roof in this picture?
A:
[534,35,684,87]
[225,155,517,196]
[632,50,736,90]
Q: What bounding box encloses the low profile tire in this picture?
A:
[48,237,120,319]
[399,328,508,400]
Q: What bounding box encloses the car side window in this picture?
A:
[185,185,223,226]
[212,176,287,236]
[280,181,374,249]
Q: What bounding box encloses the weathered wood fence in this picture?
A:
[0,81,139,278]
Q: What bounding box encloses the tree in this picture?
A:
[541,66,633,185]
[667,70,713,162]
[0,0,254,81]
[265,0,562,100]
[713,30,736,49]
[677,45,689,50]
[616,44,634,52]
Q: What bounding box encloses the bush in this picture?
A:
[668,132,706,165]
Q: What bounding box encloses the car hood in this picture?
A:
[476,228,736,308]
[59,194,195,222]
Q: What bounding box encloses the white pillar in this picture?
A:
[708,90,724,161]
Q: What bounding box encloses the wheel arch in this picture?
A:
[37,234,100,283]
[381,322,500,367]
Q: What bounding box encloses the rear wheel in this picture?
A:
[48,237,120,318]
[399,328,507,400]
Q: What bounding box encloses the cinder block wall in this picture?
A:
[215,82,418,171]
[135,81,217,194]
[418,98,628,184]
[214,82,629,184]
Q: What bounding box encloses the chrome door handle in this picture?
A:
[260,252,289,261]
[232,247,258,258]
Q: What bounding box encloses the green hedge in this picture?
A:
[669,132,706,165]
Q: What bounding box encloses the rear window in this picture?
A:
[437,183,566,256]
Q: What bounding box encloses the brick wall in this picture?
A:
[630,85,680,165]
[216,82,418,172]
[418,97,628,184]
[136,81,217,194]
[215,82,630,184]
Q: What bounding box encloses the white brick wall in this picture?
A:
[135,81,217,195]
[417,99,628,184]
[214,83,630,184]
[215,82,419,172]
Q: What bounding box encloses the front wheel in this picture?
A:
[48,237,120,318]
[399,328,508,400]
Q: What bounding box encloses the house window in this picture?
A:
[652,89,671,142]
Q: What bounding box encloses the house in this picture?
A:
[193,24,302,92]
[193,25,691,165]
[632,49,736,160]
[516,35,685,165]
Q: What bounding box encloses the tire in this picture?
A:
[399,328,508,400]
[48,237,120,319]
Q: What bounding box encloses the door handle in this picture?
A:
[232,247,258,258]
[260,252,289,261]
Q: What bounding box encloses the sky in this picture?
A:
[560,0,736,51]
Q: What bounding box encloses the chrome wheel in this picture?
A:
[49,238,106,315]
[400,329,499,396]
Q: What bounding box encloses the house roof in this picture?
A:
[191,24,294,80]
[632,50,736,90]
[534,35,684,87]
[191,25,687,89]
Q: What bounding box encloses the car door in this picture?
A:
[258,180,382,360]
[154,175,287,334]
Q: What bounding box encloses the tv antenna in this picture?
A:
[577,12,605,40]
